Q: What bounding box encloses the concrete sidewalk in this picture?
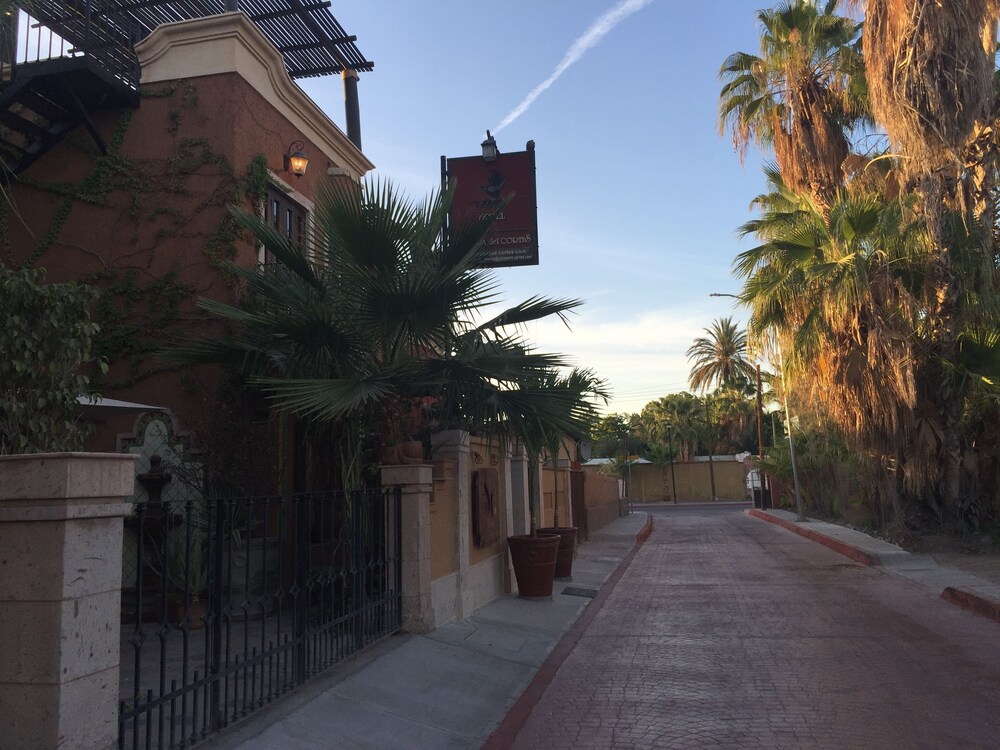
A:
[749,508,1000,623]
[202,512,651,750]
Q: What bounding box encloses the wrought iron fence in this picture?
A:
[119,488,403,750]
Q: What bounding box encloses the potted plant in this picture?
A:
[536,440,578,580]
[508,368,608,596]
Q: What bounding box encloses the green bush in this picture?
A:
[0,265,101,454]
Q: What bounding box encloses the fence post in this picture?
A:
[380,464,433,633]
[0,452,137,750]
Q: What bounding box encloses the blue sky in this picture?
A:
[301,0,768,415]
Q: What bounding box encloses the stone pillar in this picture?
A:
[381,464,434,634]
[0,452,138,750]
[508,441,530,536]
[430,431,473,618]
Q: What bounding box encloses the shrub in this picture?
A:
[0,265,101,454]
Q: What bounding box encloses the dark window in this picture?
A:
[262,186,307,266]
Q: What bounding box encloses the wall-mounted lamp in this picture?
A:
[284,140,309,177]
[481,130,498,162]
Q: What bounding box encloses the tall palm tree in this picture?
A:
[861,0,1000,514]
[166,176,588,489]
[687,317,755,393]
[718,0,865,202]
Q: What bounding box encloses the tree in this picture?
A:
[0,266,102,454]
[687,317,755,393]
[718,0,864,202]
[167,177,590,489]
[639,392,702,461]
[862,0,1000,515]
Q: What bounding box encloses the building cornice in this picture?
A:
[134,12,375,180]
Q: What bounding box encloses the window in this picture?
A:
[261,185,307,266]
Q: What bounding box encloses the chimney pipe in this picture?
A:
[343,68,361,150]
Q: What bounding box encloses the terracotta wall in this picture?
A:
[581,471,622,534]
[5,70,361,491]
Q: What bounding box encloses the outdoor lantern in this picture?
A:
[284,140,309,177]
[481,130,498,162]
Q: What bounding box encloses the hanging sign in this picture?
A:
[445,144,539,268]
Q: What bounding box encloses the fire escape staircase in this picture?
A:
[0,5,140,178]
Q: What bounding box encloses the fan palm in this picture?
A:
[166,176,588,489]
[861,0,1000,512]
[687,317,755,394]
[718,0,865,202]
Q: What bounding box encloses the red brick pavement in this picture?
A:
[498,510,1000,749]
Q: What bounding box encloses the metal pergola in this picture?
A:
[15,0,373,81]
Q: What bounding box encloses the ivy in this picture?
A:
[87,268,193,388]
[18,84,271,388]
[0,265,102,454]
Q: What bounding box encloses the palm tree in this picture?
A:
[166,176,589,489]
[862,0,1000,514]
[718,0,865,202]
[687,317,755,393]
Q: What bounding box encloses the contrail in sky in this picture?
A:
[494,0,655,133]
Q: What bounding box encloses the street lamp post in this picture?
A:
[776,340,806,521]
[666,422,677,504]
[704,398,718,501]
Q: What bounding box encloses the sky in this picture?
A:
[300,0,769,416]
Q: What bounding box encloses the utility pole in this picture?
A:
[705,398,717,501]
[756,364,768,508]
[667,423,677,504]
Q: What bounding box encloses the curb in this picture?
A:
[746,508,882,566]
[482,513,654,750]
[747,508,1000,626]
[941,586,1000,624]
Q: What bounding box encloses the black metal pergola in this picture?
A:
[17,0,373,80]
[0,0,372,173]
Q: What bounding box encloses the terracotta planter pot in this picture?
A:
[537,526,577,579]
[507,534,560,599]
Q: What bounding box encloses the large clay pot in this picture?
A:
[507,534,560,599]
[537,526,577,579]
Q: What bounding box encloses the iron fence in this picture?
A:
[118,487,403,750]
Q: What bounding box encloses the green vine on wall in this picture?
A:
[17,83,273,389]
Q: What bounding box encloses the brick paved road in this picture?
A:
[508,508,1000,749]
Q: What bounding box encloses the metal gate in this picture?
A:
[119,488,402,749]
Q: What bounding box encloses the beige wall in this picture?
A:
[625,461,747,501]
[429,459,457,581]
[540,465,572,528]
[468,437,504,567]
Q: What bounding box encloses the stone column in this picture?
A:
[430,431,473,618]
[508,441,530,536]
[381,464,434,634]
[0,452,138,750]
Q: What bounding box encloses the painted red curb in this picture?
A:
[748,510,1000,626]
[746,508,882,567]
[941,587,1000,625]
[481,514,654,750]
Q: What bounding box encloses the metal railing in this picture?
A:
[119,487,403,750]
[0,0,140,90]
